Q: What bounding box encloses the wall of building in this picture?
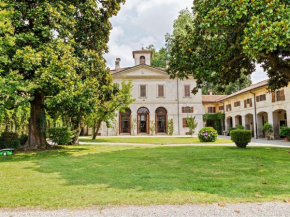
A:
[99,68,204,136]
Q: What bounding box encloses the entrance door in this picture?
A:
[137,107,150,134]
[157,115,166,133]
[155,107,168,134]
[119,108,132,134]
[139,115,148,133]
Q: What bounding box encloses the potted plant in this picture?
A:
[279,126,290,142]
[262,122,273,140]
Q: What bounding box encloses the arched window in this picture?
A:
[119,108,132,134]
[140,56,146,64]
[138,107,149,114]
[155,107,168,134]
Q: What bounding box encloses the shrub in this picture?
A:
[0,132,21,149]
[230,129,252,148]
[237,125,245,130]
[187,116,198,137]
[20,134,28,146]
[229,127,236,134]
[168,119,174,136]
[279,126,290,139]
[48,127,74,145]
[198,127,218,142]
[262,122,273,136]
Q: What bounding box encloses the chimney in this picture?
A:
[209,89,213,95]
[115,58,121,70]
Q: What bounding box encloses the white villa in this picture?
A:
[96,48,290,138]
[98,48,204,136]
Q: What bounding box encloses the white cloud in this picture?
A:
[104,0,193,69]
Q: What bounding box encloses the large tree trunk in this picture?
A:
[92,120,102,140]
[70,118,81,145]
[23,91,49,150]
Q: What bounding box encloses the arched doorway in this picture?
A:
[155,107,167,134]
[245,113,254,137]
[226,116,233,135]
[273,109,287,138]
[119,108,132,134]
[137,107,150,134]
[235,115,242,127]
[257,112,268,138]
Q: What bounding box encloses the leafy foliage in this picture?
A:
[150,121,155,136]
[198,127,218,142]
[0,0,125,149]
[262,122,274,136]
[230,129,252,148]
[279,126,290,139]
[0,132,20,149]
[167,0,290,93]
[168,119,174,136]
[186,116,198,136]
[48,127,74,145]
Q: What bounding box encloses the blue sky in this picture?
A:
[104,0,268,84]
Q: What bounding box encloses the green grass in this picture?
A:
[80,137,232,144]
[1,145,290,208]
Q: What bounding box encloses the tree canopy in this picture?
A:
[0,0,125,149]
[167,0,289,94]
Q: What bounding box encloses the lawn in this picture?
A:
[80,137,232,144]
[1,145,290,208]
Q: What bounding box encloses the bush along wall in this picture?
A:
[203,113,225,135]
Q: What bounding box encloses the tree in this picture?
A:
[186,116,198,137]
[167,0,290,93]
[88,79,134,139]
[146,45,168,68]
[0,1,125,150]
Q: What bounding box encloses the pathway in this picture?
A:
[1,202,290,217]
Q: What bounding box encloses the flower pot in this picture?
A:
[284,137,290,142]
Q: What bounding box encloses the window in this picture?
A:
[184,85,190,97]
[226,104,232,112]
[157,85,165,97]
[256,94,266,102]
[244,98,252,108]
[208,107,216,114]
[183,118,189,128]
[274,90,285,102]
[234,101,240,107]
[140,85,147,97]
[182,106,194,113]
[219,106,224,111]
[140,56,146,64]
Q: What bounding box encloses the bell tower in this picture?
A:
[132,48,153,66]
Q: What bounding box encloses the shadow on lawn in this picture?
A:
[24,145,290,198]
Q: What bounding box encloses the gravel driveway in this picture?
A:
[1,202,290,217]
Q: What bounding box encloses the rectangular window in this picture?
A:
[234,101,240,107]
[157,85,165,97]
[276,90,285,101]
[184,85,190,97]
[226,104,232,112]
[256,94,266,102]
[140,85,147,98]
[219,106,224,111]
[182,107,194,113]
[208,107,216,114]
[183,118,189,128]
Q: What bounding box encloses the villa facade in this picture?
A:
[98,49,204,136]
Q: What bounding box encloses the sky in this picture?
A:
[104,0,268,84]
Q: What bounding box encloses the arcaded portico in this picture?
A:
[203,80,290,139]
